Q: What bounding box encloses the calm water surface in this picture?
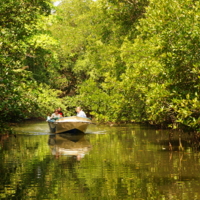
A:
[0,122,200,200]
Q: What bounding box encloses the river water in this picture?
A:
[0,121,200,200]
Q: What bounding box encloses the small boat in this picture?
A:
[48,116,92,134]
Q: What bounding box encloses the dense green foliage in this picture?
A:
[50,0,199,132]
[0,0,65,132]
[121,0,200,130]
[0,0,199,132]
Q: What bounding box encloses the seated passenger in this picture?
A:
[76,107,87,118]
[57,107,64,117]
[50,110,62,120]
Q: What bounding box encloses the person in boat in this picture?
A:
[50,109,62,120]
[76,107,87,118]
[57,107,64,117]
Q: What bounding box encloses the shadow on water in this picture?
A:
[149,130,200,151]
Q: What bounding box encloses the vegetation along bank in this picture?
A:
[0,0,199,134]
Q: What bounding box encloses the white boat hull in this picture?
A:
[48,116,91,134]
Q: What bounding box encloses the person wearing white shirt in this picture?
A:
[50,110,62,119]
[76,107,87,118]
[47,110,62,121]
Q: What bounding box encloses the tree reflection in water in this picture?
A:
[0,124,200,199]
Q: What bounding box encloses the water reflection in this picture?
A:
[48,133,92,160]
[1,123,199,200]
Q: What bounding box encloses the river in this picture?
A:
[0,121,199,200]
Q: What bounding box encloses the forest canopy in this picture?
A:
[0,0,199,132]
